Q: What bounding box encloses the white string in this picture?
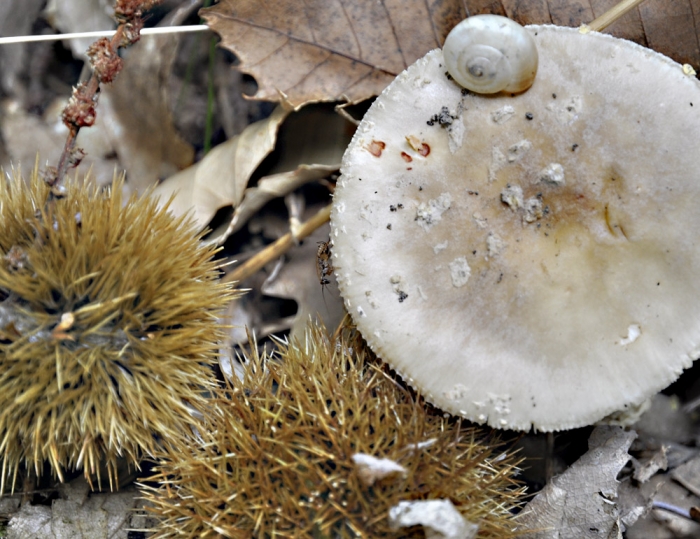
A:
[0,25,209,45]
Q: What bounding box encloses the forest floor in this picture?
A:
[0,1,699,538]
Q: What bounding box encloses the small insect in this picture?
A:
[316,240,334,292]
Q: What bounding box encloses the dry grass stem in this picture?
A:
[587,0,649,32]
[223,203,331,284]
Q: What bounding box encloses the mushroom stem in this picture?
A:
[223,203,331,284]
[587,0,649,32]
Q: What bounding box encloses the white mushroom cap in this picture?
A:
[330,26,700,431]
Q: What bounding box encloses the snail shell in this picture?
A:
[443,15,538,94]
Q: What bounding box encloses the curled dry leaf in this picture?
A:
[152,106,290,228]
[219,103,352,241]
[516,426,636,539]
[218,104,350,244]
[224,164,338,239]
[155,103,351,242]
[202,1,700,108]
[150,160,198,219]
[267,103,354,172]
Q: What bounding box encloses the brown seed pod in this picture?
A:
[0,170,235,492]
[141,323,525,538]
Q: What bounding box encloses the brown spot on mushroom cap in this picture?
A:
[366,140,386,157]
[331,27,700,431]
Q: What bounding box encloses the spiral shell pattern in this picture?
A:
[443,15,538,94]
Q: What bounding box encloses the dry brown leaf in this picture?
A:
[264,103,353,174]
[192,105,290,226]
[152,105,289,228]
[202,0,700,108]
[151,160,198,217]
[99,20,195,192]
[516,426,636,539]
[201,0,467,108]
[154,103,351,236]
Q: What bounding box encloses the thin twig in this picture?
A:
[50,1,166,188]
[587,0,648,32]
[50,26,121,187]
[223,204,331,284]
[652,500,700,522]
[0,25,208,45]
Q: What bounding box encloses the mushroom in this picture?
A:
[330,23,700,431]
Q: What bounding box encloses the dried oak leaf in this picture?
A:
[516,426,636,539]
[224,164,338,240]
[200,0,467,108]
[201,0,700,108]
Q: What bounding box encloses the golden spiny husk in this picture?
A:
[0,170,235,492]
[143,323,525,538]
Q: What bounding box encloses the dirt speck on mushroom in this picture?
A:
[415,193,451,230]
